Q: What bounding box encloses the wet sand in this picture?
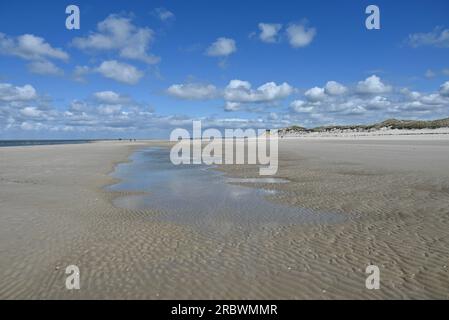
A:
[1,138,449,299]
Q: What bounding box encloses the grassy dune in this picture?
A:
[280,117,449,134]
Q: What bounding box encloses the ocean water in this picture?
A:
[108,148,342,233]
[0,140,92,147]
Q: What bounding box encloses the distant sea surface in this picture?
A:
[0,140,92,147]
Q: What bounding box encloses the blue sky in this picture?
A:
[0,0,448,139]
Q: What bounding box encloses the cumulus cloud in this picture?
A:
[72,14,160,64]
[419,93,447,105]
[289,77,449,127]
[400,88,421,100]
[0,83,37,101]
[226,79,251,91]
[3,75,449,137]
[325,81,347,96]
[166,79,294,103]
[0,33,69,61]
[406,27,449,48]
[165,79,294,111]
[258,23,282,43]
[167,83,218,100]
[0,82,59,133]
[97,104,122,115]
[440,81,449,97]
[290,100,314,113]
[153,8,175,21]
[95,60,143,84]
[0,33,68,77]
[356,75,392,94]
[205,37,236,57]
[1,81,275,136]
[224,80,293,103]
[286,23,316,48]
[20,106,42,117]
[224,101,241,112]
[20,121,45,131]
[94,91,130,104]
[365,95,391,110]
[305,87,326,101]
[72,65,90,82]
[27,60,64,76]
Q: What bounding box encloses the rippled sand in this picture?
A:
[1,138,449,299]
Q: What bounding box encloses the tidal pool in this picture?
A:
[108,148,342,233]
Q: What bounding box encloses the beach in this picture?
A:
[1,137,449,299]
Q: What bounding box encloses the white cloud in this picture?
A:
[0,33,68,77]
[400,88,421,100]
[290,100,314,113]
[305,86,326,101]
[0,33,69,61]
[258,23,282,43]
[356,75,392,94]
[440,81,449,97]
[72,65,90,82]
[2,76,448,137]
[167,83,218,100]
[94,91,129,104]
[205,37,236,57]
[72,14,160,64]
[0,82,60,133]
[95,60,143,84]
[286,23,316,48]
[166,79,294,111]
[153,8,175,21]
[365,96,391,110]
[0,83,37,101]
[20,106,42,117]
[226,80,252,91]
[69,100,89,113]
[20,121,42,131]
[407,27,449,48]
[290,78,449,126]
[268,112,279,120]
[419,93,446,105]
[224,80,293,103]
[325,81,347,95]
[0,81,172,136]
[224,101,241,112]
[97,104,122,115]
[28,60,64,76]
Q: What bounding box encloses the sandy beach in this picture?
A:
[1,137,449,299]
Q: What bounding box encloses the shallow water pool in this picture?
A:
[108,148,342,232]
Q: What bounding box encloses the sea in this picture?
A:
[0,140,93,147]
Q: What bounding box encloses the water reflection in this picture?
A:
[108,148,342,232]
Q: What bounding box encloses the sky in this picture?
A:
[0,0,448,139]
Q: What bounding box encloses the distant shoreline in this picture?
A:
[0,139,150,148]
[0,139,94,147]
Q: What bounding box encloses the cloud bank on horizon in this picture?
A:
[0,0,448,139]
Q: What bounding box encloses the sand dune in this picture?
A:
[1,138,448,299]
